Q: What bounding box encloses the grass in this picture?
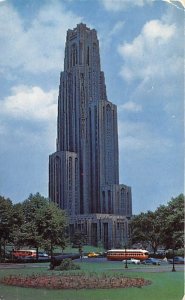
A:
[0,261,184,300]
[54,245,105,254]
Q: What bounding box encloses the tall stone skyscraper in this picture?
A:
[49,24,132,249]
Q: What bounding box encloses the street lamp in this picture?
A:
[79,243,83,262]
[172,247,176,272]
[125,245,128,269]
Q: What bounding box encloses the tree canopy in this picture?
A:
[0,192,183,261]
[131,194,184,252]
[0,196,13,260]
[0,193,68,261]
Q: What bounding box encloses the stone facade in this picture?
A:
[49,23,132,248]
[69,214,131,250]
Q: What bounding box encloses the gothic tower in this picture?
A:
[49,24,132,248]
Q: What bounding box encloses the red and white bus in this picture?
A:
[12,249,36,259]
[107,249,149,261]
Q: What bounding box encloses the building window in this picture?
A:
[71,43,78,66]
[79,42,83,65]
[87,46,89,65]
[102,191,106,213]
[108,190,111,214]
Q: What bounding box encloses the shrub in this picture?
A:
[54,258,80,271]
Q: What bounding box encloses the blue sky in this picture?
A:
[0,0,184,214]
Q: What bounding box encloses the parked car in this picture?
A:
[156,249,166,255]
[19,254,50,262]
[122,258,140,265]
[38,252,49,257]
[87,252,100,258]
[168,256,185,264]
[38,252,50,260]
[38,254,50,261]
[142,258,160,265]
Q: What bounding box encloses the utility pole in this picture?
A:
[125,245,128,269]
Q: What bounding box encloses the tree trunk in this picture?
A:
[0,239,2,262]
[3,239,6,261]
[50,240,53,260]
[36,246,39,262]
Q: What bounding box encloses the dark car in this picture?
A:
[142,258,161,265]
[38,253,50,261]
[168,256,185,264]
[38,252,49,257]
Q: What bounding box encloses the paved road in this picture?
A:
[80,258,184,272]
[109,265,184,273]
[0,258,184,273]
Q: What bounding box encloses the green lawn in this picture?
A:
[0,261,184,300]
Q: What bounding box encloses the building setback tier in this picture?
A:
[69,214,131,249]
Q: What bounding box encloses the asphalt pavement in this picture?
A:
[0,258,184,273]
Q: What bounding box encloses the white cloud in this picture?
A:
[0,2,82,74]
[119,101,142,112]
[101,0,152,11]
[98,20,125,53]
[118,18,178,82]
[116,7,184,195]
[99,21,125,57]
[117,8,184,134]
[1,85,57,121]
[109,21,125,36]
[0,85,58,160]
[143,19,175,40]
[118,120,173,153]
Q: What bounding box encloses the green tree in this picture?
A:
[156,194,184,250]
[22,193,47,223]
[37,202,68,258]
[70,229,87,248]
[131,211,161,253]
[131,194,184,252]
[12,193,68,259]
[0,196,13,261]
[13,193,48,259]
[11,203,24,230]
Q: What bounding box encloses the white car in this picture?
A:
[122,258,141,265]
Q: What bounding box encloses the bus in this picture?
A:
[106,249,149,261]
[12,249,36,259]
